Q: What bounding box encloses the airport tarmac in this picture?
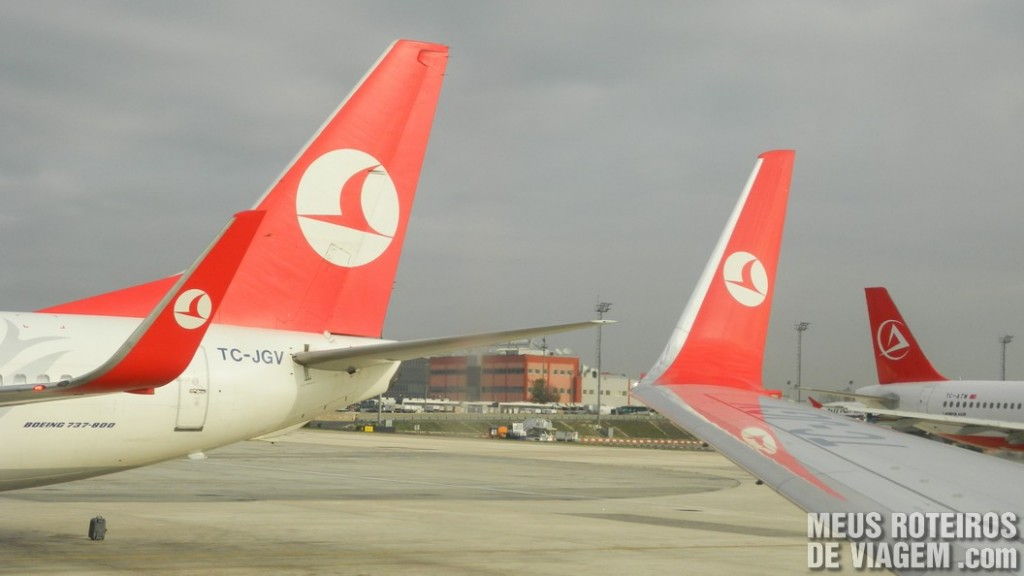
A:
[0,429,863,575]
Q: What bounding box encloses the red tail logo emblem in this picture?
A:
[741,427,778,455]
[296,149,399,267]
[173,289,212,330]
[876,319,910,360]
[722,251,768,307]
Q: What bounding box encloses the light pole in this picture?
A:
[595,301,612,426]
[795,322,810,403]
[1001,335,1014,381]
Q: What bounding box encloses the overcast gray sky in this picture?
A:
[2,1,1023,394]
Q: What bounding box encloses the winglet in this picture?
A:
[643,150,794,390]
[632,151,845,499]
[0,210,265,405]
[865,287,947,384]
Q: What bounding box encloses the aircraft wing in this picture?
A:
[634,385,1024,568]
[803,387,896,408]
[844,404,1024,438]
[636,384,1024,508]
[633,151,1023,573]
[842,405,1024,431]
[292,320,608,373]
[0,211,265,407]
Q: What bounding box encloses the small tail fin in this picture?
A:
[1,211,264,405]
[643,150,794,390]
[864,287,946,384]
[41,40,449,338]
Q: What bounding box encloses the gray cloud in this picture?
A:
[2,1,1023,392]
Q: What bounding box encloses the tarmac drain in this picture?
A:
[88,516,106,541]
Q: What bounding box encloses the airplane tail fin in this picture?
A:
[642,150,794,390]
[865,287,946,384]
[41,40,449,338]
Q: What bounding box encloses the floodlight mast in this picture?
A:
[1001,334,1014,381]
[795,322,810,403]
[595,301,612,425]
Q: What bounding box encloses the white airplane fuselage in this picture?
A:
[0,312,395,491]
[856,381,1024,450]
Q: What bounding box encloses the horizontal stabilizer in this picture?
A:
[293,320,610,373]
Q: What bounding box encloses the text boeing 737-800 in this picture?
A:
[0,40,598,491]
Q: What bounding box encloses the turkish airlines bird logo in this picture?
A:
[722,251,768,307]
[876,319,910,360]
[0,319,70,375]
[295,149,399,267]
[173,289,212,330]
[741,427,778,455]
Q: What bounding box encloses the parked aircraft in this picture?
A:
[820,287,1024,452]
[632,151,1023,572]
[0,40,597,491]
